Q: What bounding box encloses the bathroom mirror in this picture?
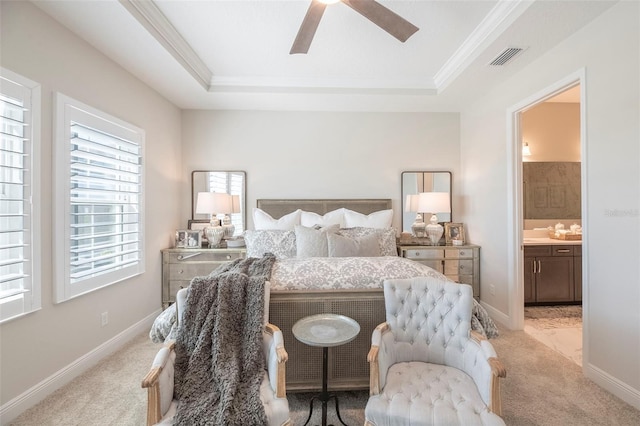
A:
[191,170,246,236]
[401,171,452,234]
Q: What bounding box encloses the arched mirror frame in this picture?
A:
[191,170,247,236]
[401,171,452,234]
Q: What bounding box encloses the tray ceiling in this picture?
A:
[32,0,615,111]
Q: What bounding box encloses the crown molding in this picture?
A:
[208,76,437,96]
[119,0,212,90]
[433,0,533,92]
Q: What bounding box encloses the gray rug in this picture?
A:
[524,305,582,329]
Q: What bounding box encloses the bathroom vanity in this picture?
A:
[523,238,582,305]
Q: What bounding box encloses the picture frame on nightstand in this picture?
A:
[188,219,210,245]
[445,222,465,245]
[175,230,188,248]
[185,230,201,248]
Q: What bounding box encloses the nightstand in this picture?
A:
[398,244,480,298]
[161,247,246,308]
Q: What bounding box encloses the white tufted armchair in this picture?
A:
[365,277,507,426]
[141,285,291,426]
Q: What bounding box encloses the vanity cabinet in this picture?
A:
[161,247,246,307]
[524,245,580,305]
[398,244,480,298]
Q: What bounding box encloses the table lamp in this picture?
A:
[195,192,230,247]
[417,192,451,245]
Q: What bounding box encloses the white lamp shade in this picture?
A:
[196,192,233,214]
[416,192,451,214]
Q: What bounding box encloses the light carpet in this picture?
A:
[10,323,640,426]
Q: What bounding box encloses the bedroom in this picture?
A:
[1,0,638,422]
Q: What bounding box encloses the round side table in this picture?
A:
[292,313,360,426]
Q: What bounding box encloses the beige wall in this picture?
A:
[180,110,462,229]
[460,0,639,407]
[0,1,182,412]
[522,102,581,162]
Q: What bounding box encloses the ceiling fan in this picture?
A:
[290,0,419,54]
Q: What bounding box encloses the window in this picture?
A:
[0,69,41,323]
[54,94,144,303]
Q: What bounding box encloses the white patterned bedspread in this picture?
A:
[150,256,499,342]
[270,256,448,291]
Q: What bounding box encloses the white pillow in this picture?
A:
[343,209,393,228]
[253,208,301,230]
[300,208,345,227]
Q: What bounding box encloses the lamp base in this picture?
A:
[411,221,426,238]
[425,214,443,246]
[205,226,224,248]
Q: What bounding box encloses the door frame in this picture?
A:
[505,69,587,344]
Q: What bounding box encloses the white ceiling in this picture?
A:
[32,0,614,111]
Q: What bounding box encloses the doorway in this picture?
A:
[506,69,587,367]
[520,84,583,365]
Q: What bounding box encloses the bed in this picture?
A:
[151,198,497,392]
[250,199,496,391]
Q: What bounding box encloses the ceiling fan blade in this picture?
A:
[290,0,327,54]
[343,0,419,42]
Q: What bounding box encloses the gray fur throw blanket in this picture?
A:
[173,254,276,426]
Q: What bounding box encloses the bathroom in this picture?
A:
[521,84,583,365]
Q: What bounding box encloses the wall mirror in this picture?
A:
[191,170,246,236]
[401,171,452,233]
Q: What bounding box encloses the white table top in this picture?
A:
[292,314,360,348]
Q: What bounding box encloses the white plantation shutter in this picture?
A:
[55,94,144,302]
[0,69,41,323]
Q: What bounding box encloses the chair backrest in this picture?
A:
[383,277,473,368]
[176,281,271,326]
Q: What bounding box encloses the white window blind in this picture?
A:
[0,69,41,323]
[208,171,244,236]
[54,94,144,302]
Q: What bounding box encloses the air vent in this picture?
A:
[489,47,526,66]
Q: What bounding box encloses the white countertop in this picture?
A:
[523,237,582,246]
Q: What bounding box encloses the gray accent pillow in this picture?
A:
[337,227,397,256]
[295,224,340,258]
[244,230,296,258]
[327,232,381,257]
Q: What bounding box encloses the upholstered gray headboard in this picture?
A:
[256,199,392,219]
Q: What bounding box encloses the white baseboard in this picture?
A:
[0,309,162,424]
[585,363,640,411]
[479,300,510,328]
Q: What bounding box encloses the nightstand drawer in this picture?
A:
[444,259,473,275]
[167,250,244,263]
[413,260,444,273]
[444,248,473,259]
[403,249,444,259]
[168,263,223,280]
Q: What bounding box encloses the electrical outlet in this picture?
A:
[489,284,496,295]
[101,311,108,326]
